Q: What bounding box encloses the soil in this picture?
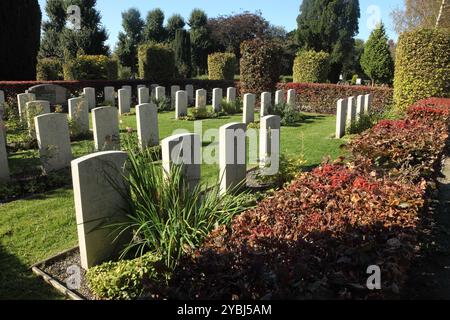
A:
[403,155,450,300]
[39,248,96,300]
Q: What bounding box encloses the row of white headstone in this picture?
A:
[335,94,373,139]
[72,113,281,269]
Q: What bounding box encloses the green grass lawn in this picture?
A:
[0,108,345,299]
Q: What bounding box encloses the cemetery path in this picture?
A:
[403,154,450,300]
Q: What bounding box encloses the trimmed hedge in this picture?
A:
[169,98,450,300]
[240,39,281,95]
[207,52,236,81]
[293,50,330,83]
[138,43,175,81]
[63,55,118,80]
[394,28,450,112]
[278,82,393,114]
[36,58,63,81]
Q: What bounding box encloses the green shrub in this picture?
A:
[208,53,236,80]
[63,55,118,80]
[345,113,376,135]
[240,39,281,95]
[256,153,307,189]
[394,28,450,112]
[293,50,330,83]
[36,58,63,80]
[150,96,172,112]
[86,253,162,300]
[138,43,175,81]
[221,98,242,115]
[351,74,358,85]
[280,75,293,83]
[188,106,218,120]
[269,103,305,126]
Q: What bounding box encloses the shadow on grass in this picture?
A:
[0,245,61,300]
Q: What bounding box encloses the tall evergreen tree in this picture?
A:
[360,23,395,85]
[115,8,144,75]
[166,14,185,42]
[0,0,42,80]
[143,8,167,43]
[40,0,66,59]
[173,29,192,78]
[189,9,212,75]
[61,0,109,59]
[296,0,360,82]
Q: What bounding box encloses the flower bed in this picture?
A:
[167,98,450,300]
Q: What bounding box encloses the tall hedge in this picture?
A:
[174,29,192,79]
[240,39,281,94]
[63,55,118,80]
[293,50,330,83]
[394,28,450,112]
[37,58,63,80]
[0,0,41,80]
[138,43,175,81]
[208,53,236,81]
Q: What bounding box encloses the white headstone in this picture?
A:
[336,98,347,139]
[26,100,51,138]
[161,133,201,192]
[92,107,120,151]
[243,93,255,124]
[72,151,129,269]
[227,87,236,103]
[122,85,132,96]
[196,89,207,109]
[219,122,247,195]
[275,89,285,105]
[68,97,89,135]
[185,85,194,103]
[260,92,272,118]
[35,113,72,173]
[136,103,159,149]
[260,115,281,176]
[138,87,150,105]
[0,120,9,183]
[83,87,96,110]
[17,93,36,120]
[356,78,362,85]
[118,89,131,114]
[346,96,357,127]
[287,89,296,107]
[155,86,166,101]
[212,88,223,112]
[356,95,364,118]
[151,84,159,99]
[175,91,188,119]
[171,85,180,107]
[104,87,115,106]
[364,94,372,114]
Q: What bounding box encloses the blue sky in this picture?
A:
[38,0,404,49]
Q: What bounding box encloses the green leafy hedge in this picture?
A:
[36,58,63,81]
[138,43,175,81]
[240,39,281,95]
[293,50,330,83]
[63,55,118,80]
[208,52,236,81]
[394,28,450,112]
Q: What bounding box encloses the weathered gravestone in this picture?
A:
[161,133,201,192]
[243,93,255,124]
[104,87,115,106]
[196,89,207,109]
[35,113,73,173]
[118,89,131,114]
[138,87,150,105]
[275,89,285,105]
[28,84,68,107]
[260,115,281,176]
[0,119,9,183]
[83,87,96,110]
[227,87,236,103]
[92,107,120,151]
[219,122,247,195]
[71,151,129,269]
[17,93,36,120]
[185,85,194,103]
[261,92,272,118]
[212,88,223,112]
[336,98,347,139]
[287,89,296,107]
[136,103,159,149]
[26,100,51,138]
[175,91,188,119]
[155,86,166,101]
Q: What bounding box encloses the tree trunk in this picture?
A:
[436,0,447,28]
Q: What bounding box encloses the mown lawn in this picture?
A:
[0,109,345,299]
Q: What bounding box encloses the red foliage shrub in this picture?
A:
[407,98,450,125]
[168,162,426,299]
[278,82,393,115]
